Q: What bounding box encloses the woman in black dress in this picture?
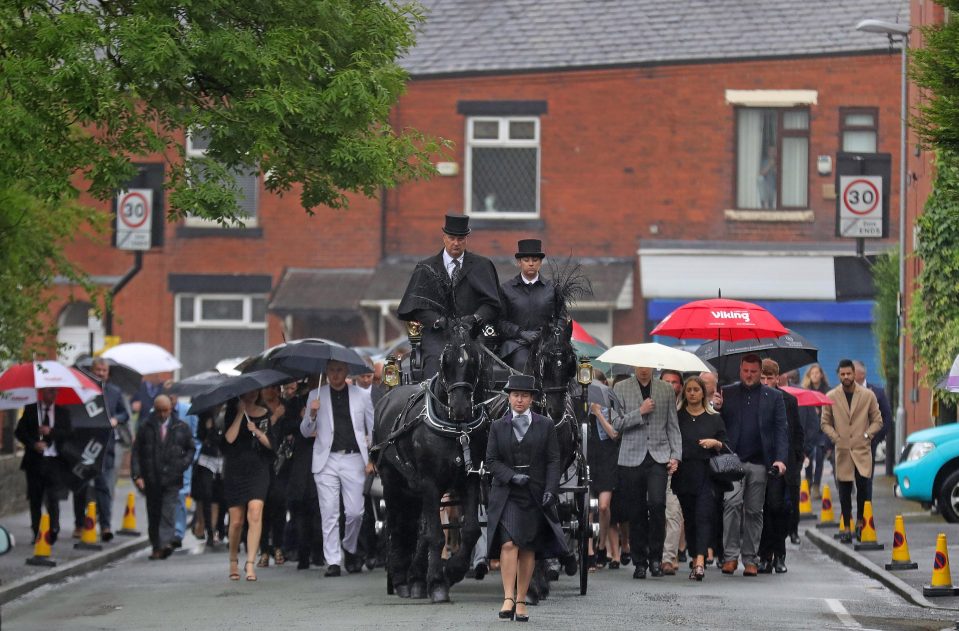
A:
[222,390,273,582]
[671,375,727,581]
[193,408,226,547]
[257,385,290,568]
[586,373,621,569]
[486,375,568,622]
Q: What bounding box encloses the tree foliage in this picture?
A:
[871,248,899,405]
[913,0,959,152]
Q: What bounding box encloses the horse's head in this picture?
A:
[438,317,483,422]
[534,318,577,421]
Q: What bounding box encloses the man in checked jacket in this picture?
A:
[612,366,682,579]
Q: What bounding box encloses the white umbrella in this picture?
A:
[596,343,712,373]
[102,342,182,374]
[946,353,959,392]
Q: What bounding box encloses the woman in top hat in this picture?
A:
[498,239,559,372]
[486,374,568,622]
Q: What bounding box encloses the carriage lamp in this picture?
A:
[383,354,400,388]
[577,356,593,386]
[407,320,423,343]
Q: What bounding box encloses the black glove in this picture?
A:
[519,330,539,345]
[510,473,530,486]
[432,316,448,331]
[541,492,556,508]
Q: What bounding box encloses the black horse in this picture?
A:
[373,318,504,603]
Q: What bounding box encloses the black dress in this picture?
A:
[222,409,273,508]
[672,408,727,558]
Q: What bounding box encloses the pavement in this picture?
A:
[804,472,959,611]
[0,478,150,605]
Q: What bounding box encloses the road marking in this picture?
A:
[825,598,862,629]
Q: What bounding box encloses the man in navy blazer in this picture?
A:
[715,354,787,577]
[853,361,893,460]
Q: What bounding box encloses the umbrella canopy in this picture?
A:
[187,369,294,414]
[570,320,611,372]
[102,342,181,374]
[695,329,818,383]
[597,343,711,373]
[271,341,369,376]
[0,362,101,410]
[780,385,833,407]
[236,338,345,374]
[945,353,959,392]
[74,356,143,396]
[650,298,789,342]
[165,371,230,397]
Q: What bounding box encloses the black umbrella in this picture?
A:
[235,338,345,374]
[187,369,294,414]
[695,329,818,383]
[272,341,369,376]
[165,371,230,397]
[74,357,143,397]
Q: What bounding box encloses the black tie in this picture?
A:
[40,406,50,427]
[451,258,461,284]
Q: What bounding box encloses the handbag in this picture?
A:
[708,444,746,483]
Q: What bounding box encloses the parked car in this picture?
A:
[894,423,959,522]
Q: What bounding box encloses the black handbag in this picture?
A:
[708,444,746,483]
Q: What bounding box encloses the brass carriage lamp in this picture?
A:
[577,356,593,386]
[383,354,400,388]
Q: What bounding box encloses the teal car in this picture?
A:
[895,423,959,522]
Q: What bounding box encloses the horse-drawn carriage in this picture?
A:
[369,314,598,602]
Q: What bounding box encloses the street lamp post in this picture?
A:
[855,19,909,470]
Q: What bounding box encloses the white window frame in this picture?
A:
[464,116,541,217]
[174,293,268,377]
[184,131,260,227]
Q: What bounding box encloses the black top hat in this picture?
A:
[503,374,540,394]
[442,214,471,236]
[515,238,545,259]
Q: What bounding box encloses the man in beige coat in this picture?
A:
[820,359,883,543]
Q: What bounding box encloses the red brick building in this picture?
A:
[55,0,906,381]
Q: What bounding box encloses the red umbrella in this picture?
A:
[0,361,101,409]
[650,298,788,342]
[781,385,833,407]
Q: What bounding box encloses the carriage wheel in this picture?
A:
[577,459,590,595]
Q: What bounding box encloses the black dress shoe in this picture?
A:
[324,564,341,577]
[297,558,310,570]
[169,538,182,549]
[649,561,663,578]
[473,560,488,580]
[633,565,647,579]
[160,546,173,559]
[773,556,788,573]
[620,554,631,566]
[790,533,801,545]
[102,530,114,543]
[677,549,688,563]
[757,559,773,574]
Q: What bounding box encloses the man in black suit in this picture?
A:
[758,359,804,574]
[397,214,502,378]
[15,388,74,544]
[714,354,788,577]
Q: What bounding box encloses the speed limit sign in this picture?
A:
[115,189,153,250]
[838,176,883,238]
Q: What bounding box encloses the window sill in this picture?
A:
[724,209,815,223]
[467,216,545,231]
[176,226,264,239]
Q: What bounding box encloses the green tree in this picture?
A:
[0,0,436,359]
[871,248,899,405]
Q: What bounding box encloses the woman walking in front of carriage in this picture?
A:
[487,375,568,622]
[672,376,727,581]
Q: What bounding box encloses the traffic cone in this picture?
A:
[833,516,848,540]
[799,479,816,521]
[118,492,141,536]
[74,501,103,551]
[885,515,918,570]
[923,533,959,596]
[815,484,837,529]
[854,501,884,551]
[25,513,57,567]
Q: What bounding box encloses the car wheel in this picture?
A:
[937,470,959,523]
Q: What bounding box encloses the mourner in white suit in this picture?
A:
[300,360,375,575]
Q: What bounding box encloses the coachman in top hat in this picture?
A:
[397,214,502,378]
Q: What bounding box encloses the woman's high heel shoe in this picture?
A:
[498,597,515,620]
[229,558,240,581]
[245,561,258,582]
[515,601,529,622]
[689,564,705,581]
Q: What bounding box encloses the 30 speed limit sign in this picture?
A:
[838,176,883,238]
[115,189,153,250]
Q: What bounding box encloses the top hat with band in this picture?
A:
[442,214,471,236]
[503,374,540,394]
[514,239,545,259]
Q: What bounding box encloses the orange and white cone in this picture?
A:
[25,512,57,567]
[74,501,104,551]
[815,484,837,528]
[885,515,918,570]
[923,533,959,596]
[118,492,141,536]
[799,479,816,521]
[854,501,884,551]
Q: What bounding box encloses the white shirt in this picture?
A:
[442,250,464,280]
[39,404,58,458]
[523,274,540,285]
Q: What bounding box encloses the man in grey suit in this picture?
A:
[612,366,681,578]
